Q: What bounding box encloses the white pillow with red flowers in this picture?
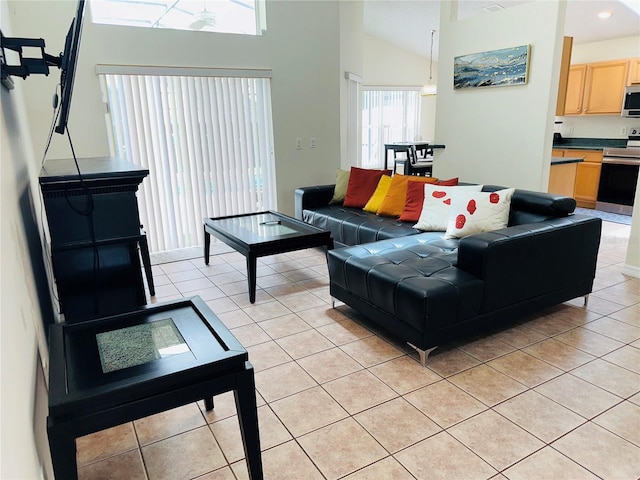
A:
[444,188,515,239]
[414,184,483,231]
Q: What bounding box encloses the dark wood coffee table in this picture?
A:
[204,211,333,303]
[47,296,263,480]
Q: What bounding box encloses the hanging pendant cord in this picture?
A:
[429,29,435,81]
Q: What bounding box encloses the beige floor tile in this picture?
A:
[230,440,324,480]
[593,401,640,446]
[216,309,254,329]
[523,338,595,371]
[298,417,387,480]
[369,356,441,394]
[592,285,640,307]
[262,282,307,298]
[316,319,373,345]
[342,456,415,480]
[553,422,640,479]
[186,285,227,301]
[340,335,404,367]
[270,386,348,437]
[296,306,350,328]
[489,325,547,349]
[584,294,629,316]
[174,277,215,294]
[166,268,205,283]
[405,380,486,429]
[278,291,327,312]
[449,364,527,406]
[502,446,599,480]
[242,300,292,322]
[228,323,270,347]
[584,316,640,343]
[297,347,363,383]
[571,358,640,397]
[160,260,198,274]
[323,370,397,414]
[546,303,603,326]
[210,405,291,463]
[254,361,317,402]
[488,351,563,387]
[255,273,291,289]
[76,422,138,467]
[630,391,640,406]
[553,326,625,357]
[133,403,206,446]
[206,270,247,287]
[197,466,237,480]
[521,314,576,337]
[354,397,440,453]
[274,329,335,359]
[423,346,481,377]
[230,289,274,308]
[608,303,640,326]
[141,426,226,480]
[448,410,544,471]
[257,313,311,339]
[205,297,242,315]
[494,390,585,442]
[199,391,238,423]
[245,341,292,372]
[602,344,640,374]
[534,374,621,419]
[395,431,497,480]
[78,449,147,480]
[454,334,516,362]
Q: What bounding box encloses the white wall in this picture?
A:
[10,0,347,217]
[1,2,56,477]
[363,34,437,143]
[558,35,640,139]
[434,0,566,190]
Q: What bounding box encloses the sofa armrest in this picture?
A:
[457,215,601,313]
[294,185,336,220]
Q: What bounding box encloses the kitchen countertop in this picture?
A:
[552,137,627,151]
[551,157,583,165]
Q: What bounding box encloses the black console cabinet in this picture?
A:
[39,157,154,323]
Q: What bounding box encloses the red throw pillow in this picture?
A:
[343,167,392,208]
[399,180,429,222]
[437,177,459,186]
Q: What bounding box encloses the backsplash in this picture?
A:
[555,115,640,139]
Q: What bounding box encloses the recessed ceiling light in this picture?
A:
[598,10,612,19]
[483,4,505,13]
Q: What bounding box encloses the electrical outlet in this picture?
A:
[630,127,639,136]
[621,126,628,135]
[295,138,302,150]
[566,124,574,135]
[310,138,316,149]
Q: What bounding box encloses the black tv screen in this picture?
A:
[55,0,86,134]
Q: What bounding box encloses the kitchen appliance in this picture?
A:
[596,130,640,215]
[622,85,640,117]
[553,120,563,144]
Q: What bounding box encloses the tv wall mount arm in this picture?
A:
[1,30,61,90]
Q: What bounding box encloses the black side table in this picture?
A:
[47,296,263,480]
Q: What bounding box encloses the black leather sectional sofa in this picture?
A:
[295,183,602,365]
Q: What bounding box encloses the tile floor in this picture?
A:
[76,220,640,480]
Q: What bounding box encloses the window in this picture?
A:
[361,88,421,169]
[98,66,276,253]
[90,0,265,35]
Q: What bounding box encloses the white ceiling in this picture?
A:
[363,0,640,61]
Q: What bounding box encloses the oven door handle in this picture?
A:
[602,157,640,166]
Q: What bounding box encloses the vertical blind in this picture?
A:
[98,68,276,253]
[361,88,420,169]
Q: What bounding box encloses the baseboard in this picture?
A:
[621,263,640,279]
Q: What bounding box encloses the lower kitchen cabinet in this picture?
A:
[574,161,602,208]
[551,149,603,208]
[548,162,578,198]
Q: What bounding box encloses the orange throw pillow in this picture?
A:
[343,167,392,208]
[377,174,438,217]
[437,177,459,186]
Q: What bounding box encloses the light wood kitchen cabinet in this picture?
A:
[629,58,640,85]
[551,149,603,208]
[564,60,629,115]
[548,162,578,198]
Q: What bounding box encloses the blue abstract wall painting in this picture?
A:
[454,45,531,90]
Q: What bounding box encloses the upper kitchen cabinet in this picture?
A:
[629,58,640,85]
[564,59,629,115]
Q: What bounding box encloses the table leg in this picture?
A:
[235,362,263,480]
[47,418,79,480]
[139,234,155,296]
[247,254,257,304]
[204,226,211,265]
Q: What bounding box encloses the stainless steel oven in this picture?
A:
[596,135,640,216]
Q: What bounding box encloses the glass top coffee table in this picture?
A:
[204,211,333,303]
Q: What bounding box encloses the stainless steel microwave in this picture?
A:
[622,85,640,117]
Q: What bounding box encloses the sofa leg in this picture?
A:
[408,343,438,367]
[583,294,589,307]
[331,297,336,309]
